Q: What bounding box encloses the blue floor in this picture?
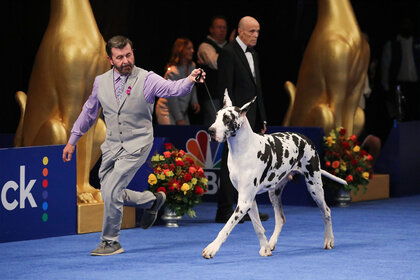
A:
[1,196,420,280]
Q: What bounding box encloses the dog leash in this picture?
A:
[195,69,218,114]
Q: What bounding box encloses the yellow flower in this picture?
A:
[157,173,166,180]
[362,172,370,180]
[191,178,197,185]
[340,163,347,171]
[201,177,208,184]
[353,145,360,153]
[148,174,157,185]
[326,136,335,147]
[181,183,190,194]
[159,155,165,161]
[151,155,160,162]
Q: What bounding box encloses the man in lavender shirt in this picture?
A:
[62,35,205,256]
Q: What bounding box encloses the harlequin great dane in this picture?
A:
[202,92,347,259]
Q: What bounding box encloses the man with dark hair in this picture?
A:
[62,35,205,256]
[197,16,235,125]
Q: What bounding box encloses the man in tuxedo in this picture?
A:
[215,16,268,223]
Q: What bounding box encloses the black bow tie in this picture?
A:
[246,47,253,53]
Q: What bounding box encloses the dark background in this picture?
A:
[3,0,420,142]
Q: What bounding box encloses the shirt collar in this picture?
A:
[236,36,248,53]
[113,69,127,81]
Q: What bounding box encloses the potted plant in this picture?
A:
[147,143,208,226]
[322,127,374,206]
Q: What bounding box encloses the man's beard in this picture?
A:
[115,63,133,75]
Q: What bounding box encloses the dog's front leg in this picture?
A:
[202,200,252,259]
[248,200,272,256]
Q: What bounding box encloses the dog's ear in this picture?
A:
[223,89,232,108]
[240,96,257,115]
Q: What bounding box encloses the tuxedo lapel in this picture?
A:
[233,41,256,85]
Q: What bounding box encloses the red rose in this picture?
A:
[157,187,167,194]
[164,143,173,150]
[361,150,368,156]
[184,173,192,182]
[189,167,197,174]
[169,163,175,170]
[195,186,204,195]
[367,154,373,161]
[339,128,346,136]
[179,149,186,156]
[350,134,357,142]
[332,161,340,169]
[168,185,175,192]
[342,141,350,149]
[176,159,185,166]
[325,161,331,168]
[163,151,171,158]
[351,158,358,166]
[345,175,353,183]
[356,167,363,173]
[186,157,195,164]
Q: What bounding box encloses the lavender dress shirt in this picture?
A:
[69,70,194,145]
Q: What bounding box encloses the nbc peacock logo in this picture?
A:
[185,130,223,195]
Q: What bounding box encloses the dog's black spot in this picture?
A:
[247,208,251,213]
[257,143,273,184]
[234,216,239,221]
[292,135,300,147]
[235,206,240,213]
[309,181,314,185]
[297,162,302,168]
[312,191,316,195]
[284,149,289,158]
[278,171,286,181]
[275,188,281,196]
[268,173,275,181]
[253,178,257,187]
[306,154,321,177]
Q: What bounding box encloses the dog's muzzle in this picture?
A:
[208,127,216,141]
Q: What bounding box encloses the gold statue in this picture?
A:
[283,0,370,137]
[14,0,108,203]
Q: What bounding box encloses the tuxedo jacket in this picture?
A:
[217,39,266,132]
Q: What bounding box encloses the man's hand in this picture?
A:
[192,103,201,114]
[63,143,75,162]
[260,123,267,135]
[189,68,206,83]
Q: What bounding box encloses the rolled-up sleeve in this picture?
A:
[143,71,194,103]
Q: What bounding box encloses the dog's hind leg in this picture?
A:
[202,199,252,259]
[268,185,286,251]
[248,199,272,256]
[305,172,334,249]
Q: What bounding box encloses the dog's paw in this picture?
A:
[259,246,272,257]
[202,242,220,259]
[324,237,334,250]
[268,238,277,251]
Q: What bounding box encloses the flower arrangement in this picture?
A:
[147,143,208,217]
[323,127,374,194]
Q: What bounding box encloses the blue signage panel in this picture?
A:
[0,145,77,243]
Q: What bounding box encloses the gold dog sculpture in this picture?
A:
[283,0,370,137]
[14,0,108,203]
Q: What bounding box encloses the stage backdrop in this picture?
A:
[0,145,76,243]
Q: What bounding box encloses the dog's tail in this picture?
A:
[321,169,347,185]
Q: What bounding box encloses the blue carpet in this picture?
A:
[1,196,420,280]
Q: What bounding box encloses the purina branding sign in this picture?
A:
[0,145,76,243]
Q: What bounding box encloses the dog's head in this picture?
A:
[208,90,256,142]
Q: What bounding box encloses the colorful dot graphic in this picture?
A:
[42,156,49,222]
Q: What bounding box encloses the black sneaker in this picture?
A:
[90,241,124,256]
[140,191,166,229]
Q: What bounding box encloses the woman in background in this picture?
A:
[157,38,200,125]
